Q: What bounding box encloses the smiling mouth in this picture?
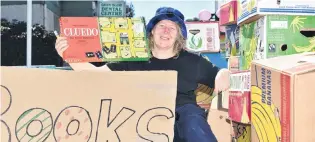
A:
[160,36,170,40]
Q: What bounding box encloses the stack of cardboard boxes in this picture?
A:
[209,0,315,141]
[208,1,252,141]
[237,0,315,141]
[238,0,315,70]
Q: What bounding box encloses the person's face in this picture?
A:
[151,20,178,50]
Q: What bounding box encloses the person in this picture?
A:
[55,7,230,142]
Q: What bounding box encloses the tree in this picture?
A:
[125,2,135,17]
[1,18,63,66]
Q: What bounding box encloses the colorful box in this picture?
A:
[219,0,239,26]
[185,22,220,53]
[228,56,240,72]
[251,52,315,142]
[228,71,251,124]
[195,84,214,110]
[59,17,151,63]
[224,24,240,57]
[239,15,315,70]
[237,0,315,25]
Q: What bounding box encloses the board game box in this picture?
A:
[59,17,151,63]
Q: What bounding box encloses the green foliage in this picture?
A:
[1,18,63,66]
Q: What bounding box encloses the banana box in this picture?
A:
[228,71,251,124]
[239,15,315,71]
[237,0,315,25]
[251,52,315,142]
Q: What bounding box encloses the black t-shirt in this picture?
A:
[106,50,220,107]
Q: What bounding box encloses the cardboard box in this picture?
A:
[207,110,231,142]
[228,71,251,123]
[237,0,315,25]
[225,24,240,57]
[228,56,240,72]
[185,22,220,53]
[219,0,239,26]
[207,110,251,142]
[239,15,315,70]
[251,52,315,142]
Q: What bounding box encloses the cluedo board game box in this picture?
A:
[59,17,151,63]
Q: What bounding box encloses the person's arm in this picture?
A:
[197,56,220,88]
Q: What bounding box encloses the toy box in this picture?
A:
[59,17,151,63]
[251,52,315,142]
[239,15,315,70]
[237,0,315,25]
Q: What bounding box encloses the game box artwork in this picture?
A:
[59,17,151,63]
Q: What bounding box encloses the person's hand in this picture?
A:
[214,68,231,94]
[55,37,69,58]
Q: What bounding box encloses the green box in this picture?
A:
[239,15,315,70]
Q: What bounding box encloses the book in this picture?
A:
[59,17,151,63]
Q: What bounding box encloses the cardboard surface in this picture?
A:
[237,0,315,25]
[250,53,315,142]
[59,17,151,63]
[207,110,231,142]
[185,22,220,53]
[239,15,315,70]
[207,110,251,142]
[1,67,177,142]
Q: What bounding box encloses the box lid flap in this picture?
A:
[252,52,315,74]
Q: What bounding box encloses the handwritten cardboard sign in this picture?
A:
[1,67,177,142]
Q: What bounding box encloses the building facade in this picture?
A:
[1,1,96,32]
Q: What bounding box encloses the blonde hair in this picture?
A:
[148,23,186,58]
